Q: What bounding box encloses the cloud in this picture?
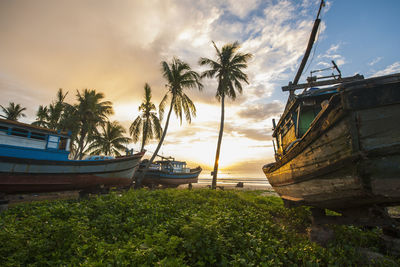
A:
[237,128,274,141]
[225,158,274,177]
[368,57,382,66]
[316,42,346,69]
[372,62,400,77]
[0,0,322,114]
[326,43,340,54]
[223,123,274,141]
[237,100,284,121]
[224,0,261,19]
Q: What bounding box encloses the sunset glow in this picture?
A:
[1,1,400,177]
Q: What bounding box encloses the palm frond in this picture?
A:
[159,93,169,121]
[129,116,142,143]
[150,113,163,140]
[182,93,196,123]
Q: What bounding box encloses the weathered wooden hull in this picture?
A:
[263,74,400,210]
[138,167,201,187]
[0,152,144,194]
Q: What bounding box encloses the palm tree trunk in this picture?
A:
[75,128,87,160]
[75,133,84,160]
[212,94,225,189]
[140,118,149,152]
[135,97,174,188]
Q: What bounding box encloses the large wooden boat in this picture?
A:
[262,0,400,212]
[263,73,400,210]
[135,158,201,188]
[0,118,144,194]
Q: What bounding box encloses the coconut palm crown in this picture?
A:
[130,83,162,152]
[199,41,252,189]
[87,121,131,156]
[72,89,114,159]
[32,105,49,127]
[32,88,68,129]
[0,102,27,121]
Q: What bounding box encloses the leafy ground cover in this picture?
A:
[0,189,398,266]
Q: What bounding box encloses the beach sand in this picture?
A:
[4,182,277,206]
[177,181,277,195]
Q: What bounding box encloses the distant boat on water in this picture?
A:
[0,118,144,195]
[135,156,202,188]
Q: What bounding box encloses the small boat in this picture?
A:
[0,118,144,194]
[135,157,202,188]
[262,0,400,213]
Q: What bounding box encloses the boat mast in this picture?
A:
[289,0,325,95]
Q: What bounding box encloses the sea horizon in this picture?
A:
[198,173,270,187]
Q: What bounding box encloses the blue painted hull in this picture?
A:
[137,167,202,187]
[0,152,144,194]
[0,144,69,161]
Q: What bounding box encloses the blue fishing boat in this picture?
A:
[0,118,144,194]
[136,157,201,188]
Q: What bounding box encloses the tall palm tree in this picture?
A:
[0,102,27,121]
[47,88,68,130]
[73,89,113,159]
[130,83,162,152]
[135,58,203,188]
[87,121,131,156]
[32,105,49,127]
[199,41,252,189]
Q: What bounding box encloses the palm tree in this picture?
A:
[32,105,49,127]
[130,83,162,152]
[199,41,252,189]
[135,58,203,188]
[87,121,131,156]
[32,89,68,129]
[47,88,68,130]
[0,102,27,121]
[73,89,114,159]
[58,103,80,156]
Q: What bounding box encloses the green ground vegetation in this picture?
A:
[0,189,398,266]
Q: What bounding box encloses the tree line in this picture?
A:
[0,41,252,189]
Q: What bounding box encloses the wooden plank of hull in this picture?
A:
[265,115,362,207]
[0,154,143,194]
[272,166,367,209]
[356,102,400,203]
[365,155,400,200]
[357,105,400,151]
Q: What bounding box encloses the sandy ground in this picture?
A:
[178,182,275,191]
[2,183,277,206]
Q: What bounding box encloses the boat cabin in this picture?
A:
[272,86,339,160]
[0,118,71,161]
[150,160,190,173]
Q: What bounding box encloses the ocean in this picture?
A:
[197,172,271,188]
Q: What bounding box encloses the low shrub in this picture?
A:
[0,189,397,266]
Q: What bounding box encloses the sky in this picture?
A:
[1,0,400,178]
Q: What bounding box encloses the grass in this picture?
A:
[0,189,398,266]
